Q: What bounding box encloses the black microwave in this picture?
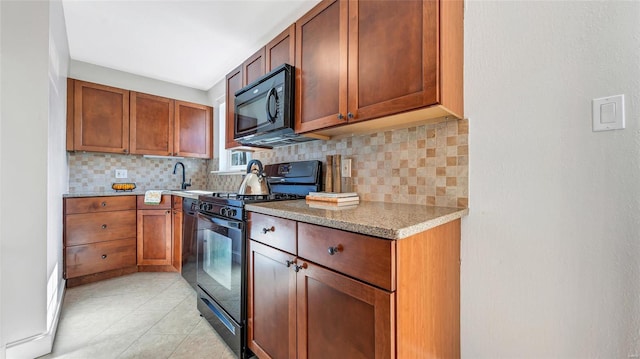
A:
[234,64,316,148]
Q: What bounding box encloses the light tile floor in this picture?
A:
[39,272,236,359]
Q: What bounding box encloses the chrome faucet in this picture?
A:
[172,162,191,190]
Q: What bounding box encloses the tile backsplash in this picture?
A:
[68,153,209,192]
[69,119,468,208]
[210,119,468,208]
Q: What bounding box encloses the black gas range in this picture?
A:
[194,160,321,359]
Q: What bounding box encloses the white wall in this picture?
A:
[462,1,640,358]
[1,0,50,351]
[0,1,69,357]
[46,0,69,341]
[69,59,211,105]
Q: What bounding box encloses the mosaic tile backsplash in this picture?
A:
[210,119,469,208]
[206,158,244,192]
[69,119,468,208]
[68,153,209,193]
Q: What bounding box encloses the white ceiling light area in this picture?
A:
[62,0,320,90]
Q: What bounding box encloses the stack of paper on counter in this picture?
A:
[305,192,359,209]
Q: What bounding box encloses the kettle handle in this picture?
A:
[246,159,264,175]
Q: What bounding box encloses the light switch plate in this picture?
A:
[341,159,352,178]
[592,94,625,132]
[115,169,128,178]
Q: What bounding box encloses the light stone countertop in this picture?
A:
[245,200,469,240]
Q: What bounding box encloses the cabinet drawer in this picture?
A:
[298,223,395,291]
[65,210,137,246]
[136,195,172,210]
[65,238,136,278]
[248,212,297,255]
[65,196,136,214]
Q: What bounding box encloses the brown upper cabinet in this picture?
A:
[130,92,174,156]
[224,25,296,149]
[225,66,243,149]
[67,79,213,159]
[295,0,347,133]
[175,100,213,158]
[243,48,266,86]
[72,80,130,154]
[295,0,464,136]
[266,24,296,72]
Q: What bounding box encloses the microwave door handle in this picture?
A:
[265,88,278,124]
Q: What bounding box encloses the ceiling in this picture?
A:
[62,0,321,91]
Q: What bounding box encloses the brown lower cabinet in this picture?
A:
[247,212,460,359]
[137,195,173,269]
[64,196,138,287]
[64,195,183,287]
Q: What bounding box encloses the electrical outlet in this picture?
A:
[115,169,128,179]
[341,159,352,178]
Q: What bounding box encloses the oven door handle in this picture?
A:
[200,214,242,229]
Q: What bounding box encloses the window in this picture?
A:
[217,102,251,172]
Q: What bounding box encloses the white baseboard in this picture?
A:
[5,281,65,359]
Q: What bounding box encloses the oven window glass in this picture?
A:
[203,230,232,290]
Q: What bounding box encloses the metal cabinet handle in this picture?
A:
[101,202,107,207]
[328,245,342,255]
[294,264,305,272]
[166,210,171,214]
[262,226,275,234]
[101,254,107,259]
[101,224,107,229]
[285,260,294,268]
[123,149,128,153]
[347,112,354,119]
[337,113,345,120]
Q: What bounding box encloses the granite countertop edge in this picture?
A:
[245,201,469,240]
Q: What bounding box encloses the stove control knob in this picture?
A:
[229,209,237,217]
[220,208,228,216]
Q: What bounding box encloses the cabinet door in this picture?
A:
[295,0,348,133]
[137,209,172,266]
[266,24,295,72]
[248,241,297,359]
[244,48,266,86]
[174,101,212,158]
[225,65,243,149]
[73,80,130,154]
[297,260,394,359]
[130,92,175,156]
[347,0,438,123]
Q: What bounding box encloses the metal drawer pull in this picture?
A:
[101,202,107,207]
[101,224,107,229]
[285,260,294,268]
[101,254,107,259]
[262,226,275,234]
[328,245,342,255]
[294,264,305,272]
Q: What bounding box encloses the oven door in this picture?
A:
[196,212,244,324]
